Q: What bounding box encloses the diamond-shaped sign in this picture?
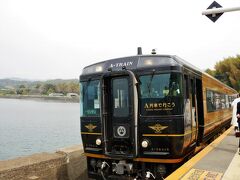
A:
[206,1,224,22]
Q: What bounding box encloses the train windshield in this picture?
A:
[80,80,100,117]
[139,72,183,115]
[112,77,129,117]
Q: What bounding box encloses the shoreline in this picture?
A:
[0,95,79,103]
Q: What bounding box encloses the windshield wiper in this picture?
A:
[147,70,155,97]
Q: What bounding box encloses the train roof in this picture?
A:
[80,54,237,93]
[81,54,204,75]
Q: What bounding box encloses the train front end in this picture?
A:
[80,56,187,179]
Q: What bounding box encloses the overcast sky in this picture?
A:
[0,0,239,80]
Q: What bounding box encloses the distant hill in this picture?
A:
[0,78,78,89]
[0,79,32,89]
[44,79,79,85]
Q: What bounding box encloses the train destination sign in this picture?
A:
[109,61,134,69]
[105,57,138,71]
[141,98,182,116]
[144,102,176,111]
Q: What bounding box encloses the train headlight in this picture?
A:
[144,59,153,66]
[95,66,103,72]
[96,138,102,146]
[141,140,149,148]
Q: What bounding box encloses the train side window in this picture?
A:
[230,95,235,107]
[214,92,221,110]
[229,96,235,107]
[225,95,229,108]
[206,90,216,112]
[220,94,226,109]
[228,96,232,107]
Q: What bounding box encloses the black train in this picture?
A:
[80,49,237,179]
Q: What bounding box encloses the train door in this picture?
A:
[196,78,204,144]
[101,72,138,158]
[184,75,198,147]
[184,75,191,146]
[190,78,198,145]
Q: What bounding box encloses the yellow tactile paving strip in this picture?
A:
[181,168,222,180]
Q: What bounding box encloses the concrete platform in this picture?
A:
[0,145,87,180]
[166,126,240,180]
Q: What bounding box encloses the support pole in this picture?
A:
[202,6,240,16]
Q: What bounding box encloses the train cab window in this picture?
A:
[80,80,100,117]
[112,78,129,117]
[140,73,182,98]
[139,72,183,116]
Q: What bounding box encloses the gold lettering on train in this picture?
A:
[151,147,170,152]
[144,102,176,111]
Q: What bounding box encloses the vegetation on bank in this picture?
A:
[206,55,240,92]
[0,79,79,96]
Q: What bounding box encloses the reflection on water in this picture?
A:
[0,98,81,160]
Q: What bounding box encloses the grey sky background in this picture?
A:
[0,0,239,80]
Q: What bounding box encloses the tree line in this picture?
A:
[18,82,79,95]
[1,81,79,96]
[206,55,240,92]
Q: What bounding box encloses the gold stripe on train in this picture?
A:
[81,132,102,135]
[142,130,197,137]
